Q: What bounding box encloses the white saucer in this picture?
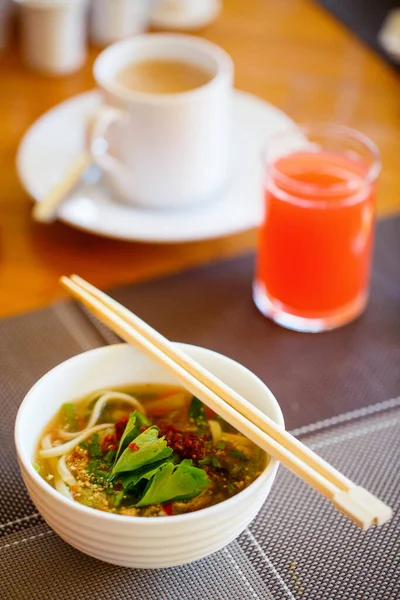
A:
[17,90,293,243]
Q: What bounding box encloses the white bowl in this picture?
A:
[15,343,284,569]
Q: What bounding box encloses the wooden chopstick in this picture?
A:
[32,153,91,224]
[60,275,393,530]
[70,274,352,493]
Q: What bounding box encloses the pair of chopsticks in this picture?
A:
[60,275,393,530]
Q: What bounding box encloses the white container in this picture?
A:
[149,0,221,31]
[15,343,284,569]
[91,33,234,208]
[90,0,150,47]
[15,0,89,75]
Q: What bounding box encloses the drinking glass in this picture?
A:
[253,124,381,332]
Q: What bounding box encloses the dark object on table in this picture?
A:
[318,0,400,71]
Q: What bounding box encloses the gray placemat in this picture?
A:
[98,216,400,430]
[1,216,399,598]
[1,393,399,599]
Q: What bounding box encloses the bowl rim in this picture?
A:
[15,342,284,525]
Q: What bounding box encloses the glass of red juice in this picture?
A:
[253,124,381,332]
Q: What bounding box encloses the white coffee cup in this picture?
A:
[91,33,234,209]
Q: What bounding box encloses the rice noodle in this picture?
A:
[41,434,52,449]
[57,455,77,487]
[39,423,114,458]
[55,478,73,499]
[58,391,145,440]
[209,420,222,446]
[42,433,74,498]
[41,434,58,471]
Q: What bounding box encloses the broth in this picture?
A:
[35,385,267,517]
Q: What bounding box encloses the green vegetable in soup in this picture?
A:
[119,459,173,492]
[36,384,267,518]
[115,411,150,460]
[62,402,77,431]
[229,448,249,461]
[136,459,209,507]
[188,396,208,433]
[112,426,172,475]
[88,433,102,459]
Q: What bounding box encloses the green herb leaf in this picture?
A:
[103,449,116,465]
[211,456,221,468]
[197,457,211,466]
[79,440,88,450]
[231,464,243,476]
[94,470,109,481]
[216,440,227,450]
[112,426,172,475]
[229,449,249,461]
[88,434,102,459]
[87,458,102,474]
[188,397,209,433]
[112,490,125,508]
[136,459,210,507]
[62,403,77,431]
[119,459,172,491]
[115,411,150,461]
[227,482,236,496]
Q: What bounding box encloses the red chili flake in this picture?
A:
[128,442,139,452]
[115,415,129,440]
[108,444,117,451]
[162,502,173,516]
[158,424,206,460]
[101,433,116,454]
[140,425,149,433]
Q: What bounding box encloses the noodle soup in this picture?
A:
[35,385,267,517]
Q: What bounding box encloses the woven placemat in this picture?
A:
[1,217,399,598]
[1,395,399,599]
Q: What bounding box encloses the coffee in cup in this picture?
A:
[91,34,234,209]
[114,59,213,94]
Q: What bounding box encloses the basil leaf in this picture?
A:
[136,459,210,507]
[115,411,150,461]
[112,426,172,475]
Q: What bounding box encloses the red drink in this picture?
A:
[254,126,380,332]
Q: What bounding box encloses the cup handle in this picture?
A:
[88,106,131,182]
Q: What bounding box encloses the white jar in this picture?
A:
[90,0,150,47]
[15,0,89,75]
[149,0,221,31]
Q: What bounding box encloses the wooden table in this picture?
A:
[1,0,400,317]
